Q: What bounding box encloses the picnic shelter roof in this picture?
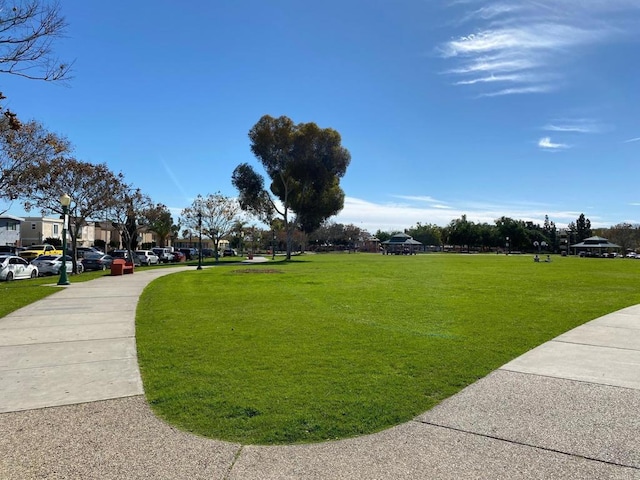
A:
[570,235,620,249]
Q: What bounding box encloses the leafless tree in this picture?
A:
[181,193,243,260]
[106,185,154,262]
[0,0,71,82]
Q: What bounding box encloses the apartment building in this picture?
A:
[0,214,24,246]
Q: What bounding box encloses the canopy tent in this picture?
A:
[381,233,422,255]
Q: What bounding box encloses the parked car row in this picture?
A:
[1,246,216,281]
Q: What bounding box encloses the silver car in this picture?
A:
[0,255,39,281]
[30,255,83,276]
[135,250,159,266]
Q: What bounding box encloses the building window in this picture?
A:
[31,223,36,230]
[53,224,59,235]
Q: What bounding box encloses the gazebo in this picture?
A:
[570,235,620,256]
[381,233,422,255]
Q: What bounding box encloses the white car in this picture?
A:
[135,250,160,266]
[30,255,83,276]
[0,255,39,281]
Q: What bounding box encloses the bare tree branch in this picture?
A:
[0,0,72,82]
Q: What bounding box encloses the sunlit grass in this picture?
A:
[136,253,640,444]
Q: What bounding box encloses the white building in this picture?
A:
[0,214,24,246]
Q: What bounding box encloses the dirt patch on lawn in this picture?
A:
[231,269,283,274]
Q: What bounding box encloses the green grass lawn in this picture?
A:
[136,253,640,445]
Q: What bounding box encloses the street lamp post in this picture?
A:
[272,230,276,260]
[197,211,203,270]
[58,194,71,286]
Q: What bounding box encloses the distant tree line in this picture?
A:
[371,213,640,254]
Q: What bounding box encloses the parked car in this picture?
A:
[81,253,114,271]
[19,244,63,262]
[223,248,238,257]
[76,246,102,259]
[135,250,160,266]
[0,246,25,256]
[31,255,83,276]
[108,250,141,266]
[151,247,175,263]
[172,251,186,262]
[0,255,39,281]
[178,248,198,260]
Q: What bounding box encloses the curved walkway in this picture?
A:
[1,265,640,479]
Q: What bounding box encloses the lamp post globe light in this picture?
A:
[197,211,203,270]
[58,193,71,286]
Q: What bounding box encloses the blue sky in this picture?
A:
[3,0,639,232]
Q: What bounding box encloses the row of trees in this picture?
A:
[375,215,577,253]
[0,120,176,272]
[371,213,639,254]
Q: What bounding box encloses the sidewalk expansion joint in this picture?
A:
[552,339,640,352]
[0,335,134,348]
[413,419,640,471]
[223,445,244,480]
[0,322,133,332]
[0,356,138,372]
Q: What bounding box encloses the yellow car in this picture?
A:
[19,244,64,262]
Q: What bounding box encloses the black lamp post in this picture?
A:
[272,230,276,260]
[197,211,203,270]
[58,193,71,286]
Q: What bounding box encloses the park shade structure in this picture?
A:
[570,235,621,256]
[381,233,423,255]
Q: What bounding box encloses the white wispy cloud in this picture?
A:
[538,137,569,150]
[333,196,604,232]
[440,1,639,96]
[455,73,529,85]
[624,136,640,143]
[392,195,449,204]
[543,119,606,134]
[480,85,553,97]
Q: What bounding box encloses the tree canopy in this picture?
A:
[232,114,351,259]
[0,118,70,213]
[147,204,176,248]
[181,192,242,260]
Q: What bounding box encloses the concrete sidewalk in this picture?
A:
[1,267,640,478]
